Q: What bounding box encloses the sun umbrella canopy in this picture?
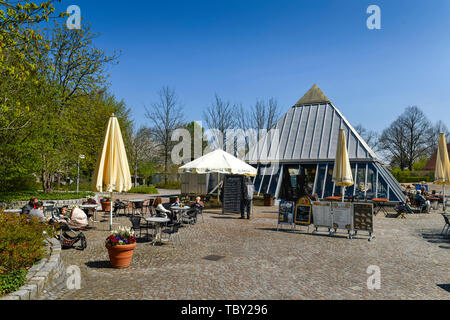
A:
[333,129,354,187]
[92,114,132,193]
[435,133,450,185]
[178,149,257,176]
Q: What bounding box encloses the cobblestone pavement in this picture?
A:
[40,205,450,300]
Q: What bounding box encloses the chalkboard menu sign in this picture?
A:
[223,175,243,214]
[278,200,295,225]
[353,203,374,232]
[295,205,312,225]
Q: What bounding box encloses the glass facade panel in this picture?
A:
[314,164,327,198]
[323,164,334,198]
[377,172,388,199]
[366,164,376,200]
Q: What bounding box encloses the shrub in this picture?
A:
[127,185,158,194]
[0,269,27,296]
[0,214,53,275]
[155,181,181,190]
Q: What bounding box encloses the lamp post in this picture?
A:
[77,154,85,193]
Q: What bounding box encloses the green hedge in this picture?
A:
[0,270,27,296]
[155,181,181,189]
[391,169,433,183]
[0,191,95,203]
[127,185,159,194]
[0,213,53,296]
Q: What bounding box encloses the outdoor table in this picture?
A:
[145,217,170,245]
[80,204,99,222]
[130,199,145,216]
[170,206,190,222]
[325,196,343,201]
[372,198,389,216]
[427,197,440,211]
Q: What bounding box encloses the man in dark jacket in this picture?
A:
[241,176,254,220]
[21,198,38,215]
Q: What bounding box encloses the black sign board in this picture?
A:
[222,175,243,214]
[278,200,295,225]
[294,205,312,225]
[353,203,374,232]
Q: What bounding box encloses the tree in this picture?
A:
[379,106,434,170]
[145,86,184,185]
[184,121,207,161]
[203,94,236,149]
[129,126,155,187]
[354,123,380,152]
[430,120,450,156]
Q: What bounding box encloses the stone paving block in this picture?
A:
[12,290,30,300]
[1,295,20,300]
[20,284,38,300]
[29,277,46,293]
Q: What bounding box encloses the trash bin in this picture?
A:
[264,194,274,207]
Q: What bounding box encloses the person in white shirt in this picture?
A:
[153,197,170,218]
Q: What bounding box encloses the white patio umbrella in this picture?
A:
[178,149,257,201]
[92,114,132,230]
[435,133,450,213]
[333,129,354,202]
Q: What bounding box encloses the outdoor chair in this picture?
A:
[129,216,151,240]
[162,222,182,246]
[144,199,155,216]
[132,201,144,216]
[113,200,129,217]
[441,214,450,236]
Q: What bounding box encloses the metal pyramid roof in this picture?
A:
[248,85,378,163]
[295,84,331,105]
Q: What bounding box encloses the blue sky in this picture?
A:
[57,0,450,132]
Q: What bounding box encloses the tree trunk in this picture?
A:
[42,170,54,193]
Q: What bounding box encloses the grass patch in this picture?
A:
[155,181,181,189]
[127,185,159,194]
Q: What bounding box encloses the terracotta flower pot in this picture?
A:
[106,243,136,268]
[101,202,111,212]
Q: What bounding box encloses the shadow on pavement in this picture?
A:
[437,284,450,293]
[421,232,450,245]
[85,261,112,269]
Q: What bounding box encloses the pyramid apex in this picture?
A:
[295,84,331,106]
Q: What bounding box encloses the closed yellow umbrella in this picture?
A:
[92,114,132,230]
[435,133,450,213]
[333,129,354,202]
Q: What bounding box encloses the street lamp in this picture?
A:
[77,154,85,193]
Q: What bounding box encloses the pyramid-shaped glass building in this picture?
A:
[247,84,405,202]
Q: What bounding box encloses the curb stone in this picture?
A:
[1,237,66,301]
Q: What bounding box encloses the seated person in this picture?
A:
[29,201,49,223]
[22,198,38,215]
[171,197,181,207]
[185,197,204,221]
[153,197,170,218]
[414,191,431,213]
[60,206,89,229]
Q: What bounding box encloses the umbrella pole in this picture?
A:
[342,186,345,202]
[217,172,220,203]
[444,185,446,214]
[110,191,113,231]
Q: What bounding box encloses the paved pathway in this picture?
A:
[41,206,449,300]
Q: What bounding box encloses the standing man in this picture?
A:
[241,176,255,220]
